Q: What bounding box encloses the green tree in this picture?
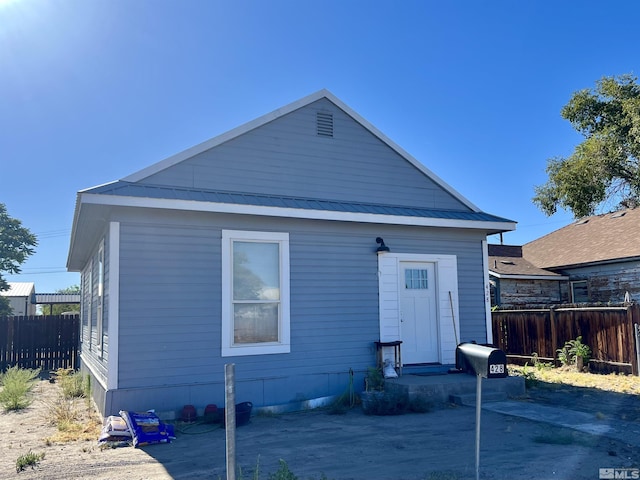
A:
[533,74,640,218]
[45,285,81,316]
[0,204,37,316]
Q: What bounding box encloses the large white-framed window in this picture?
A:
[221,230,290,357]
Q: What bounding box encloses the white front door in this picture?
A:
[399,261,439,364]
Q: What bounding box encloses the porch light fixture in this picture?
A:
[375,237,390,253]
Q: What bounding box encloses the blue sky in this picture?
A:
[1,0,638,293]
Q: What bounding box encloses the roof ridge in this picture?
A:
[117,90,482,212]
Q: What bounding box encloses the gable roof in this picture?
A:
[68,90,516,270]
[122,89,481,212]
[1,282,35,297]
[523,208,640,269]
[488,245,566,280]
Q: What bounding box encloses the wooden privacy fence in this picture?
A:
[492,304,640,375]
[0,315,80,372]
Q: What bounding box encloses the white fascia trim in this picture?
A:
[120,89,480,212]
[107,222,120,390]
[482,240,492,344]
[490,272,569,280]
[80,193,516,232]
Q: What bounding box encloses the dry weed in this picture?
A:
[43,385,101,444]
[510,364,640,394]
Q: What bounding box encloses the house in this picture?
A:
[488,245,568,308]
[67,90,515,418]
[522,208,640,304]
[0,282,36,316]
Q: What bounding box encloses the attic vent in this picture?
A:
[316,112,333,137]
[575,218,589,225]
[611,211,626,218]
[500,260,515,265]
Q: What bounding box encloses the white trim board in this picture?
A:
[482,240,492,345]
[107,222,120,390]
[79,193,516,232]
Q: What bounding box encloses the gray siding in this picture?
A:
[79,227,110,391]
[492,278,568,308]
[140,99,469,212]
[561,260,640,303]
[105,208,487,416]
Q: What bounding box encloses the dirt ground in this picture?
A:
[0,379,638,480]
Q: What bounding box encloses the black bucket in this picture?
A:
[220,401,253,427]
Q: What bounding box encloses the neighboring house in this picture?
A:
[67,90,515,418]
[488,245,568,308]
[523,208,640,304]
[0,282,37,316]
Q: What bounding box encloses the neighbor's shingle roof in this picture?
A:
[488,245,564,277]
[84,181,513,224]
[523,208,640,269]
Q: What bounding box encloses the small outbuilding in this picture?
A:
[0,282,36,316]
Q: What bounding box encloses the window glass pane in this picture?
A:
[405,269,428,289]
[233,242,280,301]
[572,281,588,302]
[234,303,279,344]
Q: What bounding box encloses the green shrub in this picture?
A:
[567,336,591,363]
[268,459,298,480]
[531,353,552,370]
[55,369,87,399]
[556,345,571,366]
[15,450,45,473]
[0,366,40,411]
[364,366,384,392]
[557,336,591,366]
[520,363,538,388]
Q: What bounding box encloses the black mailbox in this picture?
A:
[456,343,508,379]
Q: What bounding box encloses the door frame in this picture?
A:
[377,252,460,366]
[398,260,439,364]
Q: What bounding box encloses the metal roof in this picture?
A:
[1,282,35,297]
[35,294,81,304]
[85,181,513,224]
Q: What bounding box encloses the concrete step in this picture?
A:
[385,374,525,408]
[449,391,508,406]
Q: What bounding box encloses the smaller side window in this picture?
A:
[96,240,105,349]
[571,280,588,303]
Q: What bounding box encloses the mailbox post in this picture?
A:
[455,343,508,480]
